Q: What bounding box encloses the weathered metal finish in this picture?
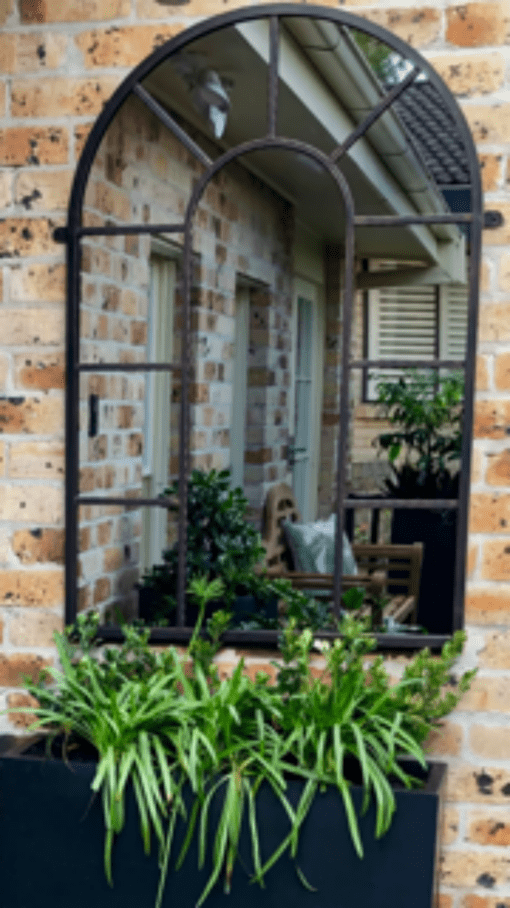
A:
[77,223,185,238]
[78,363,181,372]
[354,213,473,227]
[133,82,213,169]
[63,4,483,646]
[350,358,466,370]
[268,16,280,137]
[342,498,459,509]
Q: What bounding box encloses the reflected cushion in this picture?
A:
[283,515,358,575]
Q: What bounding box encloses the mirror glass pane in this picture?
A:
[76,11,474,636]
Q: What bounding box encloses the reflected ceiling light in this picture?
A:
[191,69,231,139]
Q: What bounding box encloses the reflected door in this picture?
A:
[291,278,324,522]
[230,284,250,490]
[141,254,176,571]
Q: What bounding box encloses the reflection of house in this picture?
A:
[79,18,467,614]
[351,79,470,491]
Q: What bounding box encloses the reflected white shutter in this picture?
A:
[366,284,469,399]
[439,284,468,361]
[367,285,437,399]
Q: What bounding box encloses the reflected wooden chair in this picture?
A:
[261,483,423,625]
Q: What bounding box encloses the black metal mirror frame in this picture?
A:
[59,3,483,649]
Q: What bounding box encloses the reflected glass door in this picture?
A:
[291,279,322,521]
[141,254,176,572]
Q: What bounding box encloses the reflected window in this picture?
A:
[364,279,468,400]
[141,251,176,572]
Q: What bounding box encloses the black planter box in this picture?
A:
[0,736,445,908]
[391,507,457,634]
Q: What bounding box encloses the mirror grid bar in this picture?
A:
[133,82,213,169]
[331,65,421,163]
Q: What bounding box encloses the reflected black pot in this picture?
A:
[391,507,458,634]
[0,736,445,908]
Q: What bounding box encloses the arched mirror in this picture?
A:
[64,5,482,646]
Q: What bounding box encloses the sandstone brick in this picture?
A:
[428,53,505,96]
[0,654,50,687]
[0,128,68,167]
[474,400,510,438]
[12,528,64,564]
[0,32,68,74]
[9,442,64,479]
[0,570,63,606]
[470,494,510,532]
[470,724,510,759]
[14,352,65,391]
[0,358,9,394]
[446,764,510,802]
[480,154,502,191]
[478,302,510,342]
[477,355,489,392]
[0,486,62,523]
[0,219,61,258]
[441,850,510,888]
[94,180,131,220]
[0,309,63,345]
[0,396,63,434]
[136,0,266,17]
[480,630,510,668]
[76,24,184,68]
[497,252,510,291]
[438,897,453,908]
[494,353,510,391]
[103,546,123,572]
[0,0,13,25]
[486,449,510,486]
[0,171,12,209]
[94,576,111,604]
[74,123,94,161]
[15,171,72,212]
[362,8,441,47]
[11,76,122,118]
[20,0,130,23]
[466,590,510,623]
[9,610,63,646]
[442,806,460,846]
[468,812,510,846]
[479,202,510,246]
[459,675,510,711]
[447,3,510,46]
[463,104,510,144]
[10,263,65,304]
[425,721,463,756]
[462,894,510,908]
[481,538,510,579]
[6,691,39,729]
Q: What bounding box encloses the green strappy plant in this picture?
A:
[22,583,474,908]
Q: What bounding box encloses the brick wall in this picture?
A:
[0,2,510,906]
[77,91,295,615]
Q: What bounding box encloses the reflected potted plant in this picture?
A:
[0,593,474,908]
[374,370,464,632]
[138,469,278,627]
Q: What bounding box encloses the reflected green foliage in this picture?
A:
[375,370,464,496]
[350,29,410,85]
[140,469,269,620]
[22,606,474,908]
